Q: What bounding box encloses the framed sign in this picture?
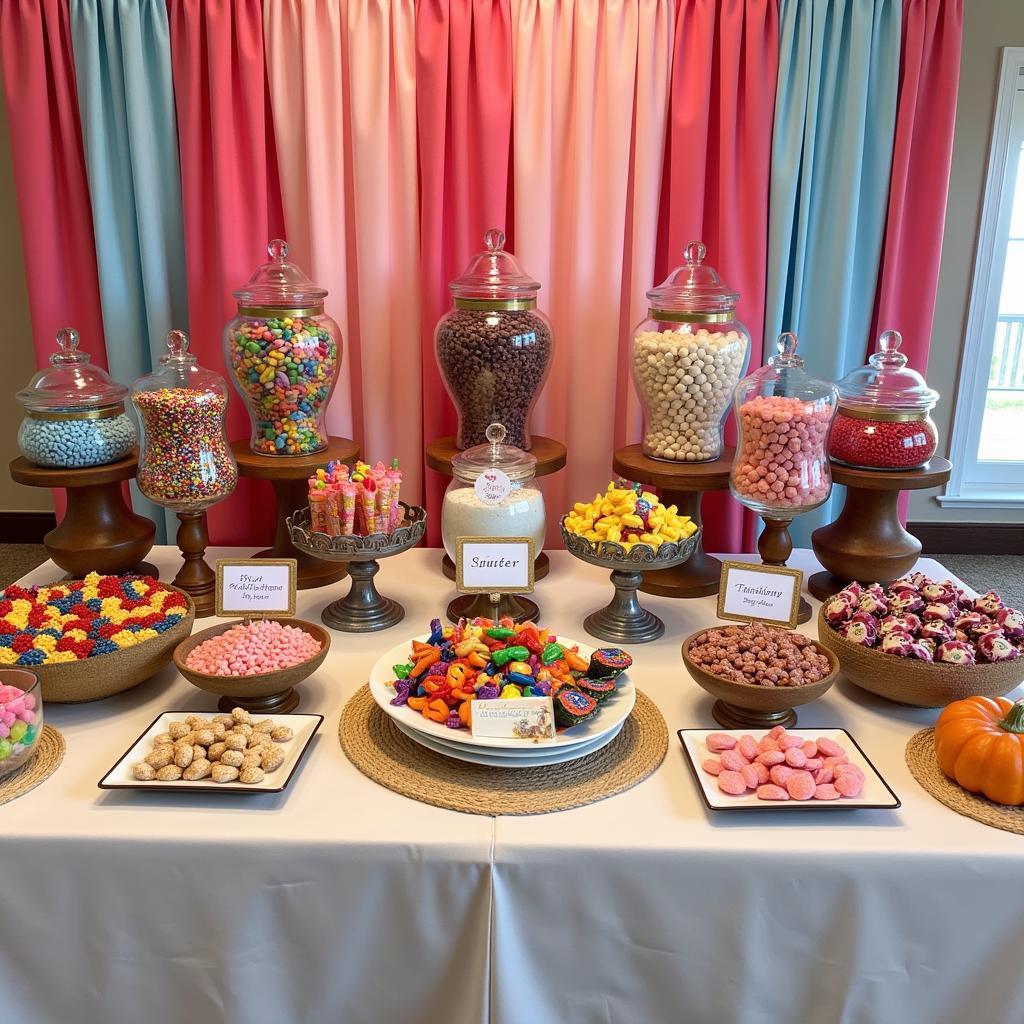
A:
[456,537,536,594]
[215,559,297,618]
[716,561,803,629]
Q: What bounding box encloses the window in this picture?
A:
[942,48,1024,507]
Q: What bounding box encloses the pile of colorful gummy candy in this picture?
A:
[389,617,632,730]
[0,573,190,667]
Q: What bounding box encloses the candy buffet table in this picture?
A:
[4,548,1023,1024]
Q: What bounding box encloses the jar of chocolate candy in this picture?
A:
[829,330,939,471]
[730,332,838,516]
[132,330,238,510]
[16,327,137,469]
[441,422,546,564]
[224,239,341,456]
[434,229,553,450]
[631,242,749,462]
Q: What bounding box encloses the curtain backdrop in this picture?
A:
[1,0,964,556]
[764,0,902,546]
[69,0,190,541]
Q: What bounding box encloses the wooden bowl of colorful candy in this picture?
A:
[816,575,1024,708]
[0,574,195,703]
[174,618,330,715]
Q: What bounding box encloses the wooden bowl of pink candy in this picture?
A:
[173,618,330,715]
[0,669,44,781]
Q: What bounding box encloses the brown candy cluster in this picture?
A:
[436,308,552,449]
[688,623,832,687]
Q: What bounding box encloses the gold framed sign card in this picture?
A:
[716,561,804,629]
[215,559,297,618]
[455,537,536,595]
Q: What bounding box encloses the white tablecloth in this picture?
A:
[3,548,1023,1024]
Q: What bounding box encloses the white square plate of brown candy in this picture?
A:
[678,727,900,811]
[99,708,323,794]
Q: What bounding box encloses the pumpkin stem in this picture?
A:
[998,700,1024,734]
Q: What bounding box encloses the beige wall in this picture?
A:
[909,0,1024,523]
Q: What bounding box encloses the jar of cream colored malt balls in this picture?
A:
[631,242,749,463]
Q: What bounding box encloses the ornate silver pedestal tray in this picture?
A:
[287,503,427,632]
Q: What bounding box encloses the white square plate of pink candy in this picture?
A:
[679,727,900,811]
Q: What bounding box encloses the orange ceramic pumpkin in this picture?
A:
[934,696,1024,805]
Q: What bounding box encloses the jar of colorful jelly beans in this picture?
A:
[0,669,43,781]
[829,330,939,471]
[16,327,137,469]
[730,332,839,517]
[132,330,238,511]
[224,239,341,456]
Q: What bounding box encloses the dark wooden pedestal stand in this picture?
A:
[9,452,156,577]
[231,437,360,590]
[612,444,734,598]
[427,434,566,582]
[758,516,812,625]
[808,457,953,600]
[172,510,217,618]
[446,592,540,626]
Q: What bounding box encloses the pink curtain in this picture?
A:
[509,0,675,544]
[263,0,422,500]
[417,0,514,544]
[655,0,779,553]
[167,0,284,545]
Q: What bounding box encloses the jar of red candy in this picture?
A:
[829,330,939,471]
[224,239,341,456]
[730,332,839,516]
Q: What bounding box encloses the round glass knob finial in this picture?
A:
[684,240,706,265]
[484,228,506,252]
[268,238,289,262]
[166,329,190,357]
[56,327,80,354]
[872,329,907,368]
[777,331,799,357]
[879,329,902,352]
[485,422,507,446]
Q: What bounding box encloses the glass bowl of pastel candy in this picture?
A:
[0,669,43,780]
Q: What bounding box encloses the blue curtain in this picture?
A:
[765,0,901,547]
[69,0,190,543]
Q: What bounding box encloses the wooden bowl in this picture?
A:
[34,588,195,703]
[816,605,1024,708]
[173,618,330,714]
[682,628,839,729]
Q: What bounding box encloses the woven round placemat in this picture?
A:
[906,728,1024,835]
[340,685,668,815]
[0,725,65,807]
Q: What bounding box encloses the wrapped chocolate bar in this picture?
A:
[936,639,976,665]
[996,607,1024,639]
[978,631,1021,663]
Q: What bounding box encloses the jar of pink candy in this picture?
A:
[0,669,43,781]
[730,332,839,517]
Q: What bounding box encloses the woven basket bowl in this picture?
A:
[34,586,195,703]
[682,628,839,715]
[816,605,1024,708]
[173,618,330,703]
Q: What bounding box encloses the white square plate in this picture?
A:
[679,728,900,811]
[99,712,323,794]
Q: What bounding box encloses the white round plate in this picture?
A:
[369,633,635,751]
[393,718,624,767]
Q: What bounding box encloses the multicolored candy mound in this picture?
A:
[388,617,630,731]
[0,573,189,667]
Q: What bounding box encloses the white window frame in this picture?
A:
[941,47,1024,509]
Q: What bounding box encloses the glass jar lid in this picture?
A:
[743,332,838,402]
[233,239,327,312]
[451,423,538,482]
[836,330,939,413]
[133,330,226,393]
[449,229,541,308]
[16,328,128,411]
[646,241,739,316]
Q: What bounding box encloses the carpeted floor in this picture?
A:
[0,544,1019,608]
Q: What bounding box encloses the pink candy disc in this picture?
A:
[785,771,816,801]
[706,732,737,752]
[814,784,841,801]
[719,750,749,772]
[778,734,803,751]
[741,763,770,789]
[804,757,824,772]
[784,748,807,768]
[816,737,845,758]
[738,735,760,760]
[834,771,865,798]
[755,750,785,767]
[701,758,723,776]
[823,755,849,770]
[756,784,790,801]
[758,737,780,753]
[801,740,819,758]
[769,764,795,787]
[814,767,833,785]
[717,770,748,796]
[768,725,786,739]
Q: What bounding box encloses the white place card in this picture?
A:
[215,559,297,618]
[717,561,803,629]
[470,696,556,742]
[456,537,536,594]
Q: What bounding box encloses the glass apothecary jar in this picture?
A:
[435,229,553,450]
[829,330,939,471]
[224,239,341,456]
[730,332,839,516]
[631,242,749,463]
[16,327,137,469]
[441,423,546,563]
[132,330,238,511]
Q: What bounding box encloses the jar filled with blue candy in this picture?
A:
[16,327,137,469]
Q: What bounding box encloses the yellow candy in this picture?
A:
[500,684,523,699]
[620,513,644,529]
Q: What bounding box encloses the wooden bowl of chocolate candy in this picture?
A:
[682,623,838,730]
